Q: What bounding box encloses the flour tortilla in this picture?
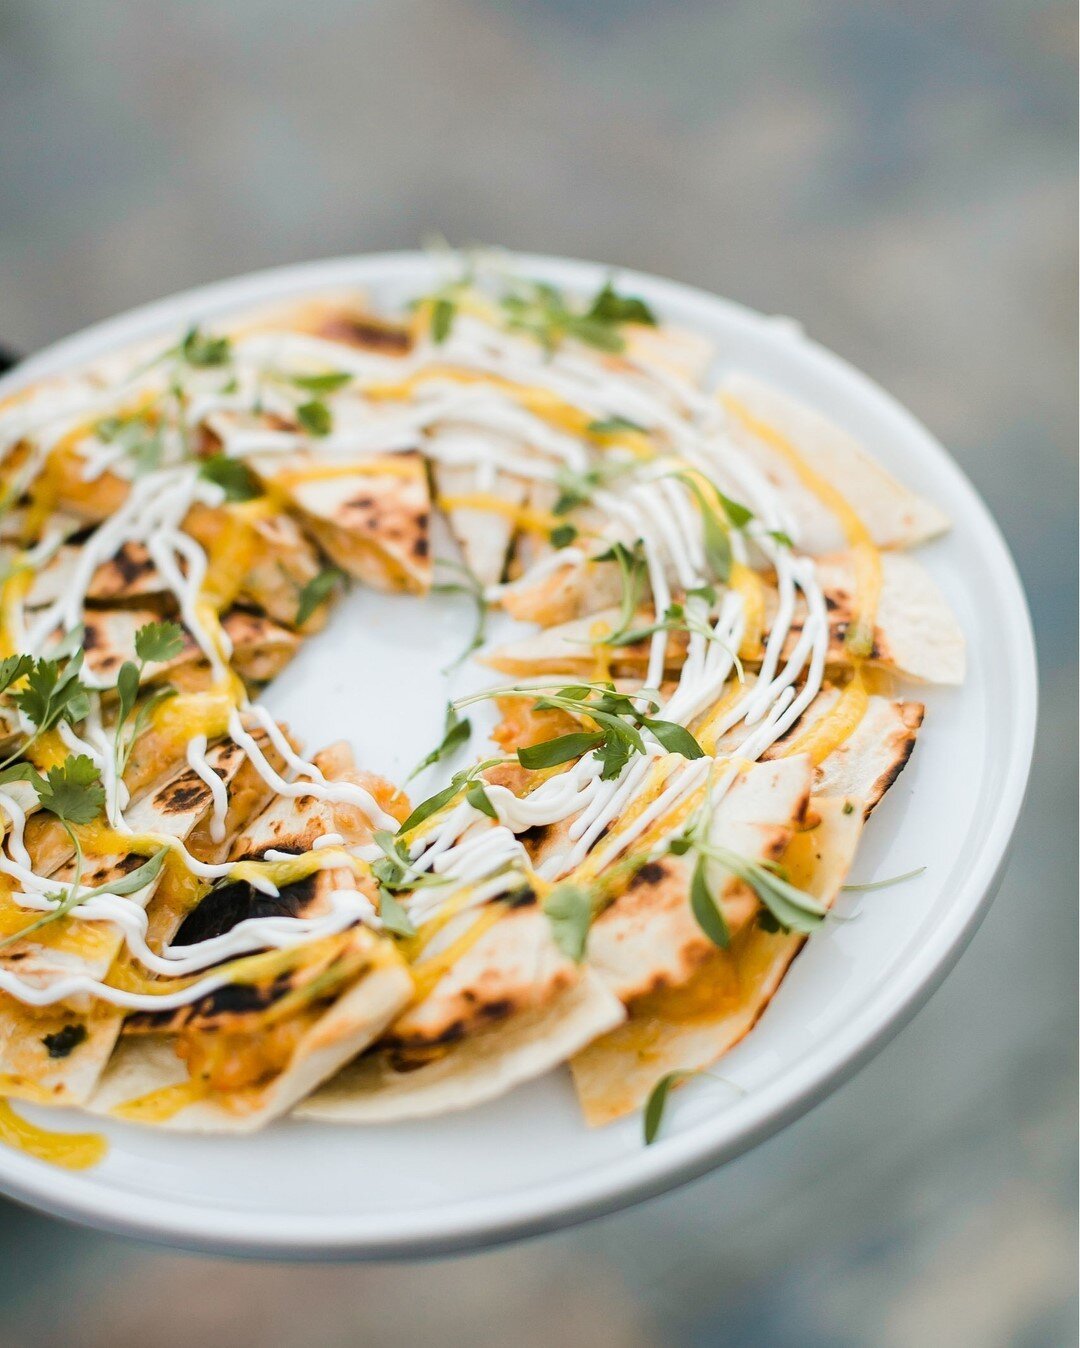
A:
[297,968,624,1124]
[0,737,268,1107]
[82,748,411,1129]
[585,755,814,1003]
[433,455,529,587]
[621,323,716,388]
[486,547,963,686]
[385,900,579,1048]
[272,449,432,594]
[720,372,949,553]
[570,795,863,1125]
[81,606,300,689]
[87,942,412,1132]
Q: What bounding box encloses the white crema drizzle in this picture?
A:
[0,283,828,1013]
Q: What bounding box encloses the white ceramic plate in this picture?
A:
[0,253,1036,1257]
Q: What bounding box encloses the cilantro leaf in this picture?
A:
[586,281,657,327]
[408,703,472,781]
[543,883,593,962]
[35,755,104,825]
[295,566,346,627]
[689,854,730,949]
[297,399,333,437]
[199,454,261,502]
[639,716,705,761]
[431,297,456,344]
[465,781,497,819]
[643,1069,699,1145]
[13,653,90,734]
[134,620,185,666]
[0,654,33,696]
[377,889,417,937]
[517,732,605,771]
[292,371,352,393]
[180,327,231,368]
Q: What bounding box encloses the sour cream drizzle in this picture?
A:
[0,268,840,1015]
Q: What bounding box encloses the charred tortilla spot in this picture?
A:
[506,886,537,910]
[41,1023,87,1059]
[110,544,154,585]
[629,860,667,889]
[155,779,207,814]
[318,316,412,354]
[519,823,551,850]
[478,998,512,1021]
[413,536,429,558]
[174,874,318,946]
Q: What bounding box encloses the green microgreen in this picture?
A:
[543,883,594,962]
[179,327,232,368]
[433,557,489,672]
[841,866,926,893]
[397,757,509,836]
[407,702,472,781]
[296,399,333,437]
[198,453,262,502]
[290,371,352,394]
[295,566,346,627]
[112,620,184,780]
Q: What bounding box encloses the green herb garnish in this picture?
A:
[180,327,231,368]
[297,399,333,437]
[643,1069,699,1145]
[291,371,352,394]
[295,566,346,627]
[543,883,594,962]
[433,557,489,672]
[112,620,184,779]
[407,702,472,781]
[198,454,261,502]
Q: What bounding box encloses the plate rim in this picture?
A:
[0,250,1038,1258]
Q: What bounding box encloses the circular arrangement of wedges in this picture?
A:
[0,259,964,1144]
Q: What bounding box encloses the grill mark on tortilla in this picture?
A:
[317,316,412,354]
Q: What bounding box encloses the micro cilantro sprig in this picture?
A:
[455,681,704,782]
[667,787,827,948]
[295,566,347,627]
[93,409,166,478]
[499,276,656,355]
[592,587,746,682]
[397,757,510,838]
[589,540,649,648]
[112,620,185,780]
[0,753,168,952]
[432,557,490,671]
[0,639,94,776]
[407,702,472,782]
[367,830,456,938]
[669,471,754,584]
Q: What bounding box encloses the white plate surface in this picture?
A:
[0,253,1037,1257]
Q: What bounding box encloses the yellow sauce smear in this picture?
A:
[781,663,869,765]
[0,1099,107,1170]
[437,491,560,538]
[0,567,32,659]
[728,562,765,661]
[111,1079,209,1125]
[407,902,507,1004]
[721,392,882,655]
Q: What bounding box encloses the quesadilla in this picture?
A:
[0,253,964,1157]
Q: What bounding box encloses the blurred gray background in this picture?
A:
[0,2,1075,1345]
